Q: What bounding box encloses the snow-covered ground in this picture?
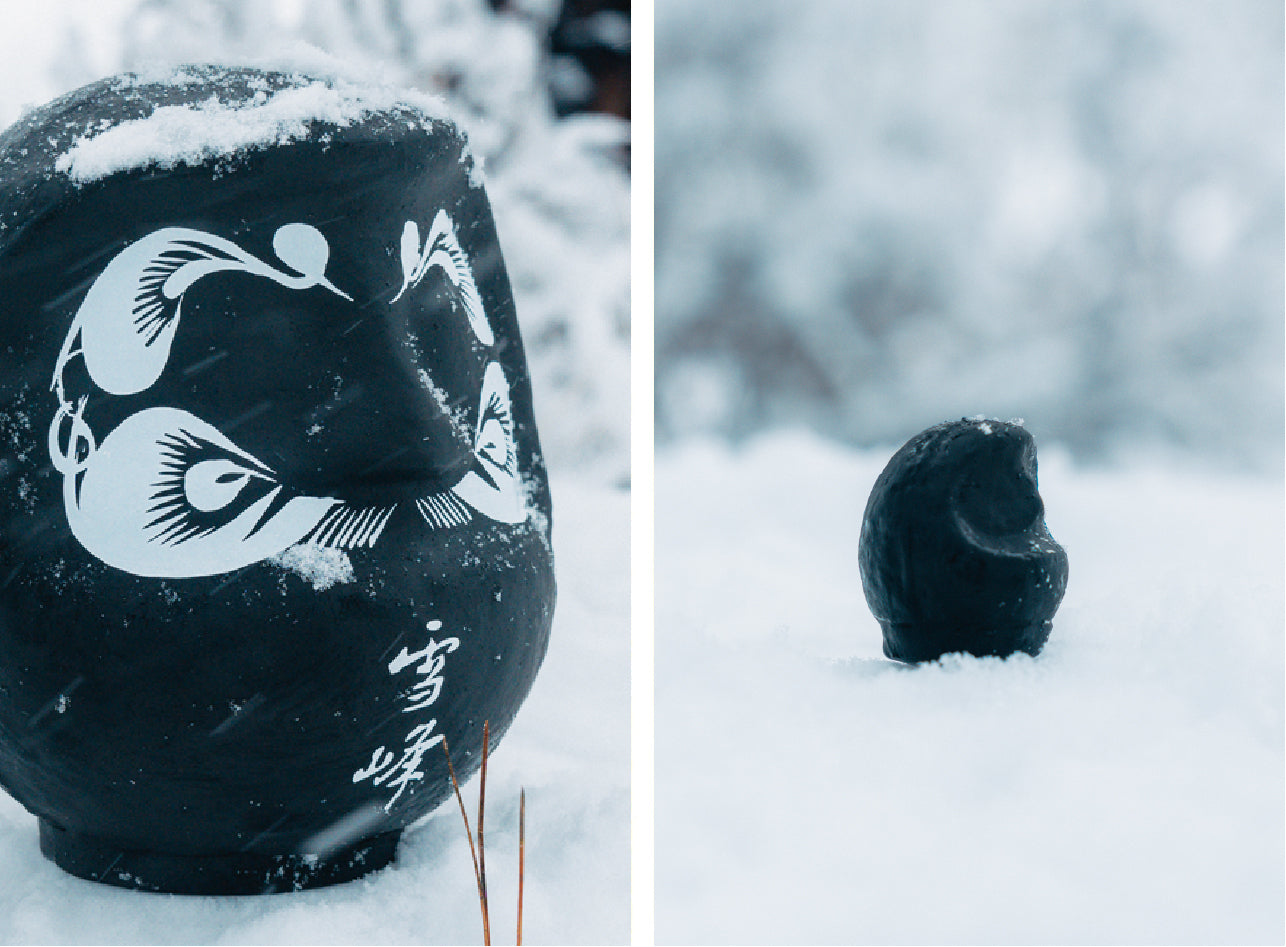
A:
[0,470,629,946]
[655,430,1283,945]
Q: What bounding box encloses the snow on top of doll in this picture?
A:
[966,414,1028,435]
[53,67,474,185]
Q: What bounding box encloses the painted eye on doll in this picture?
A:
[477,419,509,472]
[393,210,492,346]
[153,428,279,540]
[477,380,515,476]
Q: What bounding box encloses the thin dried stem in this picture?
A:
[442,736,486,943]
[517,788,526,946]
[478,720,491,946]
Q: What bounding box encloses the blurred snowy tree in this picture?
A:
[656,0,1282,471]
[548,0,630,120]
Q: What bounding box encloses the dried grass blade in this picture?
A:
[517,787,526,946]
[442,736,486,943]
[478,720,491,946]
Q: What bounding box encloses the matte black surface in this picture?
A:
[0,68,555,893]
[40,819,401,894]
[859,418,1068,663]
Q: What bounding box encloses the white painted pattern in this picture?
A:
[47,216,528,579]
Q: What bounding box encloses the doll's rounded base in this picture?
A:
[39,819,400,895]
[881,620,1053,664]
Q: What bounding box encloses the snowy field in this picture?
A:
[655,430,1283,945]
[0,470,629,946]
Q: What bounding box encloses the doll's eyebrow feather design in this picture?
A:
[390,211,493,346]
[134,241,240,344]
[51,224,352,404]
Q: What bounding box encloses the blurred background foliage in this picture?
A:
[655,0,1283,473]
[0,0,631,483]
[2,1,1280,477]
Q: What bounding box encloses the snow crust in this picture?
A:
[269,542,354,591]
[54,73,451,184]
[656,430,1284,945]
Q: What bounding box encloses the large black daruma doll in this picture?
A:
[0,67,555,894]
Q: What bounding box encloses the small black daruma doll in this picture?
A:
[859,418,1067,663]
[0,67,555,893]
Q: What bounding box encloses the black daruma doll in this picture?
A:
[0,67,555,893]
[859,418,1067,663]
